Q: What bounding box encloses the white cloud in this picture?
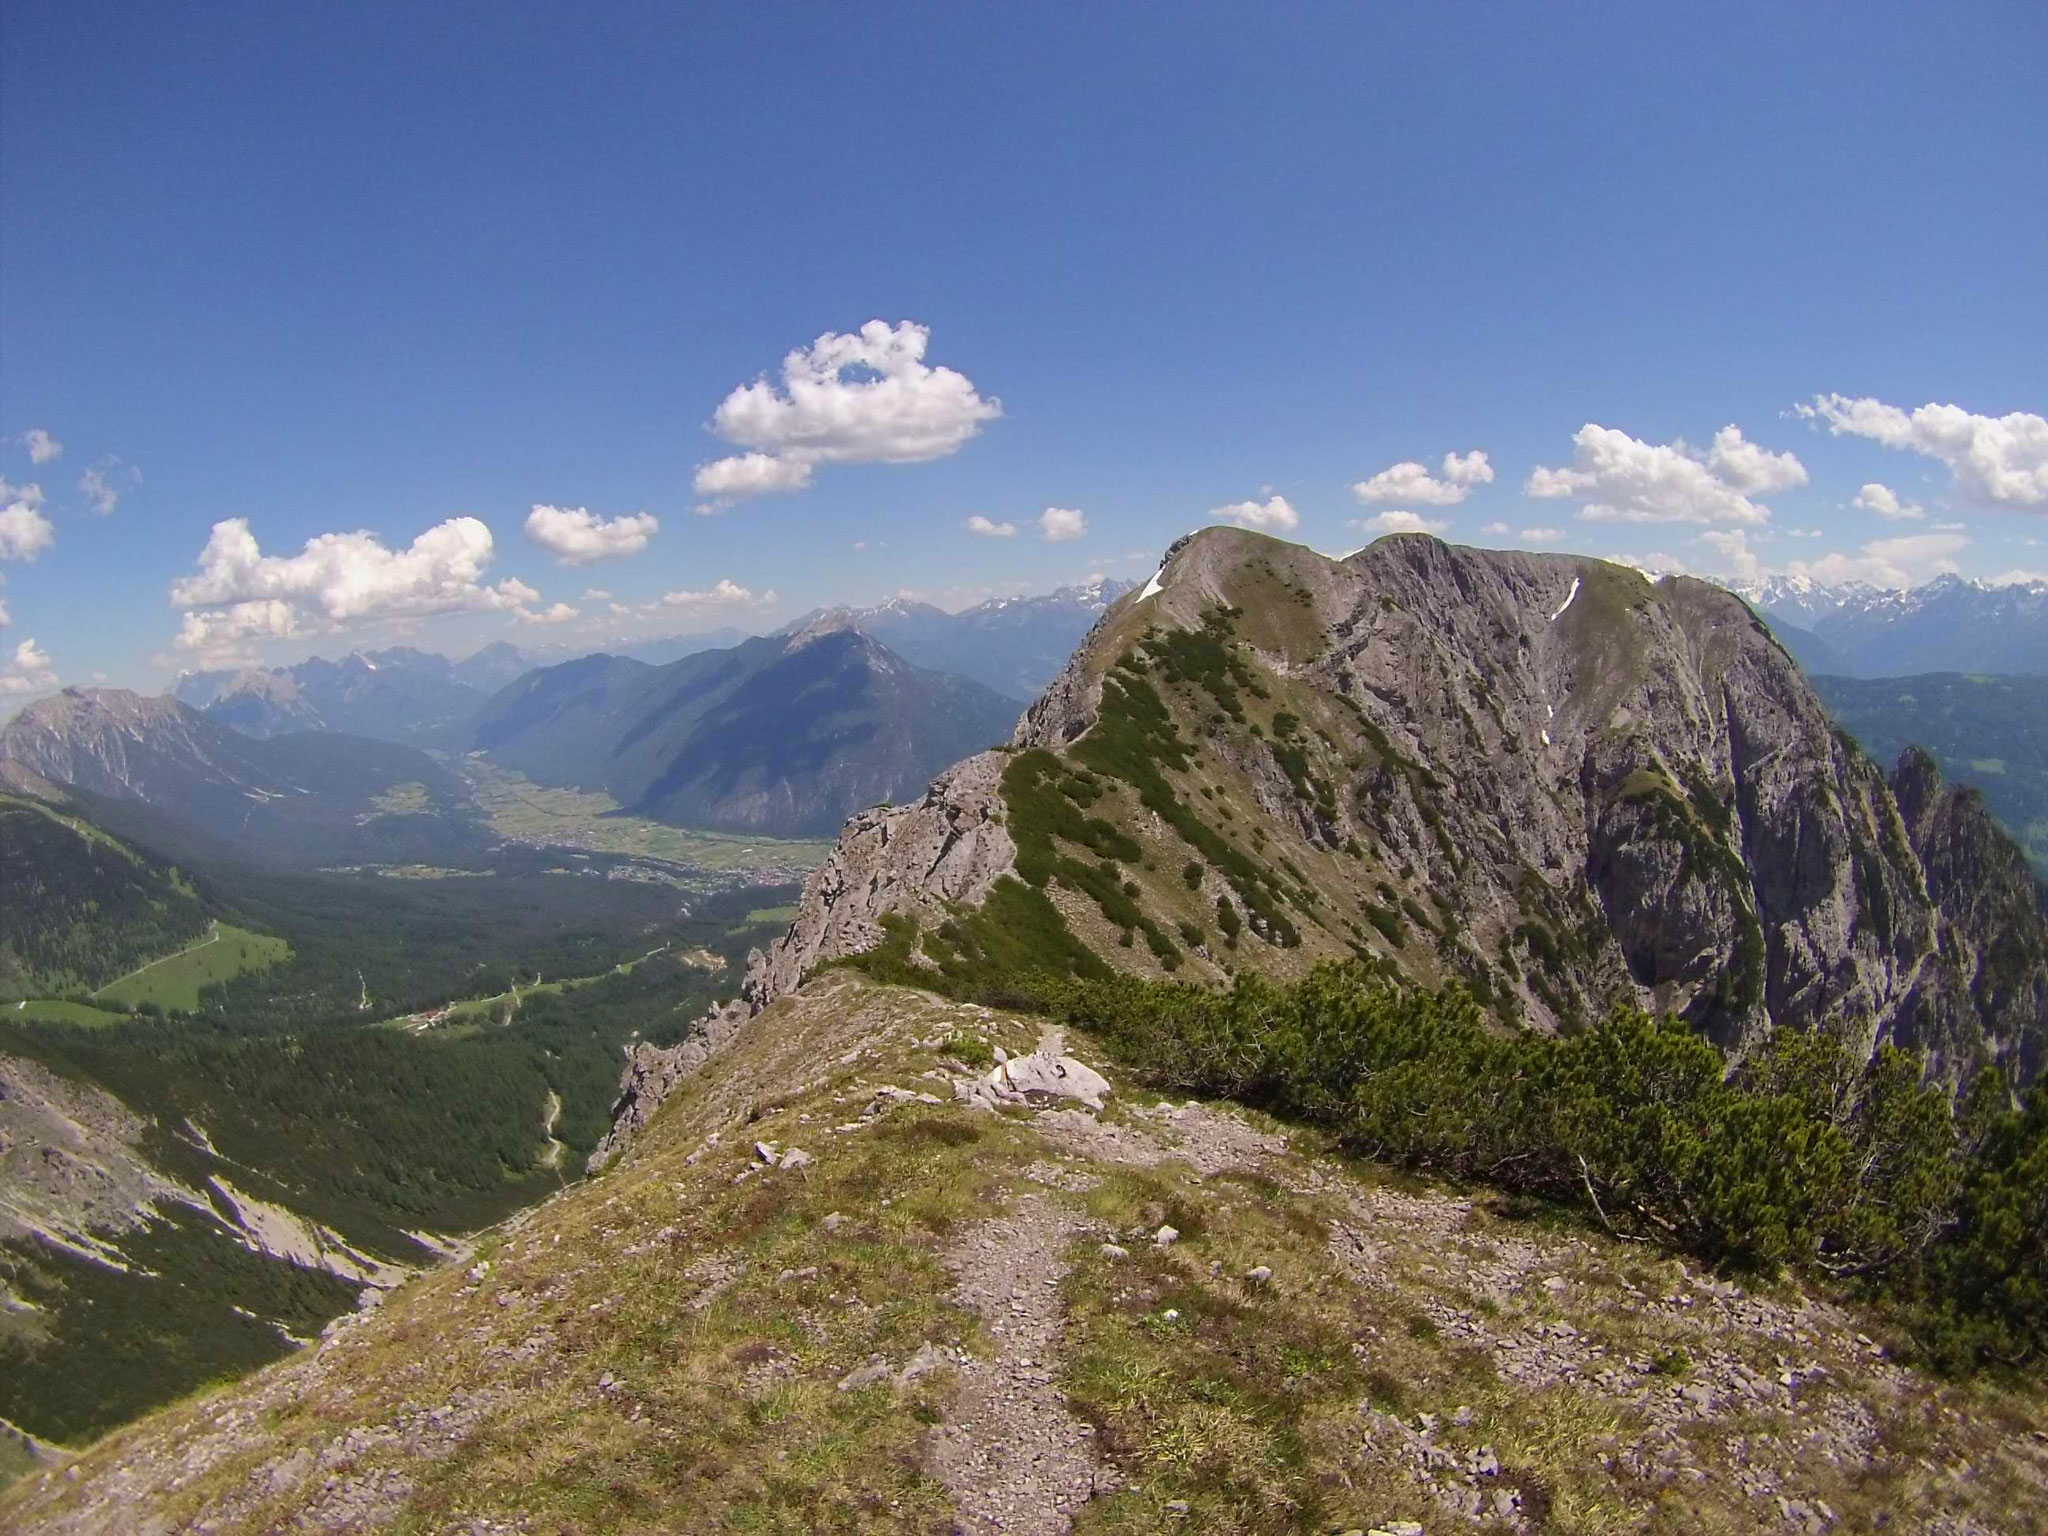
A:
[1985,568,2047,587]
[169,516,544,660]
[691,451,814,505]
[172,600,301,664]
[1800,395,2048,508]
[693,320,1000,506]
[523,504,659,565]
[0,480,54,561]
[1039,506,1088,542]
[78,456,139,515]
[1619,551,1690,577]
[1787,531,1972,590]
[1352,450,1493,506]
[1851,482,1923,522]
[1703,426,1807,494]
[652,578,774,610]
[1697,528,1762,582]
[582,587,612,600]
[0,587,9,628]
[1211,494,1300,532]
[0,637,58,697]
[965,514,1017,538]
[1526,423,1801,525]
[515,601,581,625]
[1519,527,1566,544]
[1353,509,1448,536]
[1481,521,1511,535]
[22,429,61,465]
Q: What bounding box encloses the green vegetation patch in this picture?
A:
[4,998,130,1029]
[1051,961,2048,1376]
[94,924,291,1014]
[0,1205,362,1444]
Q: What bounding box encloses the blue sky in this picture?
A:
[3,1,2045,702]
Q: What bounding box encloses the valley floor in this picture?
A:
[5,974,2043,1534]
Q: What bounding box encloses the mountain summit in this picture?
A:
[614,528,2043,1154]
[468,628,1024,839]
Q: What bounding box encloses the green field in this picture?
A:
[5,999,130,1029]
[93,924,292,1013]
[744,905,799,925]
[462,761,833,873]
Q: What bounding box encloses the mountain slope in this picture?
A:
[470,627,1023,838]
[1813,672,2048,877]
[10,970,2041,1531]
[175,648,497,745]
[782,579,1134,700]
[666,529,2043,1100]
[0,690,485,868]
[0,790,213,999]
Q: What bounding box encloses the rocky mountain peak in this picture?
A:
[597,531,2045,1166]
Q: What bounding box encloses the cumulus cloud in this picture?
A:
[1526,423,1802,525]
[1039,506,1087,542]
[1352,450,1493,506]
[1787,531,1971,590]
[523,504,659,565]
[651,578,774,610]
[1702,426,1807,495]
[22,429,61,465]
[1481,521,1511,535]
[1353,509,1448,536]
[169,516,546,662]
[1984,569,2046,587]
[1851,482,1924,522]
[0,637,57,697]
[78,457,140,515]
[691,451,814,505]
[1799,395,2048,508]
[693,320,1000,507]
[0,480,54,561]
[965,514,1017,538]
[1697,528,1763,582]
[1518,527,1567,544]
[1211,494,1300,532]
[515,602,580,625]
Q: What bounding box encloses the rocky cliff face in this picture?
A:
[596,531,2048,1161]
[586,751,1019,1168]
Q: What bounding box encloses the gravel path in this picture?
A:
[929,1192,1110,1534]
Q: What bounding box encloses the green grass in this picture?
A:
[94,924,291,1013]
[745,905,800,925]
[4,999,130,1028]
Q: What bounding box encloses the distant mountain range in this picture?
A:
[1731,573,2048,677]
[469,620,1022,838]
[172,634,758,745]
[0,689,483,868]
[779,579,1134,701]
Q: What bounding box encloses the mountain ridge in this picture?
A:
[600,530,2047,1169]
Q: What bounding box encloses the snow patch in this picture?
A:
[1137,567,1166,602]
[1549,576,1581,621]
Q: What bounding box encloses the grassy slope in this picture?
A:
[8,973,2039,1533]
[93,923,291,1012]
